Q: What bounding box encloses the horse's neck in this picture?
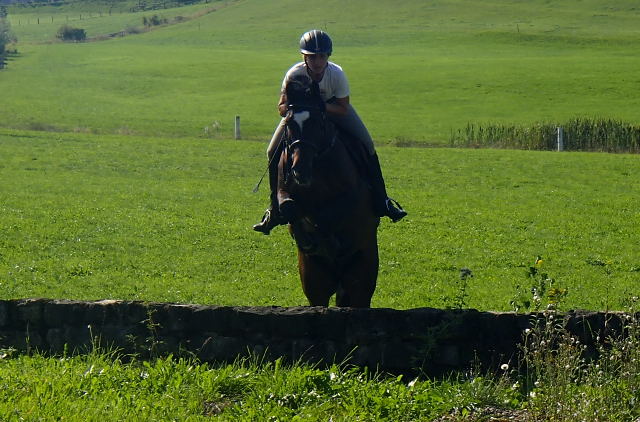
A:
[316,137,362,191]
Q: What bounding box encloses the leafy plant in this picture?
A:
[511,257,568,313]
[446,267,473,310]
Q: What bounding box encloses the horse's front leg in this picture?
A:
[336,245,379,308]
[298,253,337,307]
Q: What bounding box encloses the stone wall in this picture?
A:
[0,299,628,375]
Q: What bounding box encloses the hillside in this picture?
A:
[1,0,639,142]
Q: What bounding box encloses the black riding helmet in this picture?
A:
[299,30,332,56]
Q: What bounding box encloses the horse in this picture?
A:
[276,75,380,308]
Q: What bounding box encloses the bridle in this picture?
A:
[284,104,336,161]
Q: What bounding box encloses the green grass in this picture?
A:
[1,128,638,311]
[2,0,640,142]
[0,350,516,421]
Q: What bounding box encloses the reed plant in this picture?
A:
[451,118,640,153]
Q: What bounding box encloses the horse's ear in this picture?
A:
[287,74,312,100]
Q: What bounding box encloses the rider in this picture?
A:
[253,29,407,234]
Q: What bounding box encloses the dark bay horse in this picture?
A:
[277,75,380,307]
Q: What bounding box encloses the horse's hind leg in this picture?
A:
[298,254,337,307]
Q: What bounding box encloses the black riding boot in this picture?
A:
[366,153,407,222]
[253,162,285,235]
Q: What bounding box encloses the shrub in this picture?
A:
[142,14,167,27]
[56,25,86,42]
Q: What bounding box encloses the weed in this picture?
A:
[446,268,473,310]
[203,120,222,138]
[141,307,164,358]
[511,256,568,313]
[519,308,639,420]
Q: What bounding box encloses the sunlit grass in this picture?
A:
[2,0,640,142]
[1,129,638,311]
[0,349,506,421]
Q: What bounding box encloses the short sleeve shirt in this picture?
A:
[281,62,350,102]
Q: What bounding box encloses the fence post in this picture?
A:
[234,115,241,140]
[557,126,564,151]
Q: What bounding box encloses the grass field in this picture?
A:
[2,0,640,142]
[6,1,216,43]
[1,128,638,311]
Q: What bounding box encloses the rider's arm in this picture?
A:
[326,96,349,117]
[278,93,349,117]
[278,94,288,117]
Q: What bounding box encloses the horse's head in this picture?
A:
[284,75,335,187]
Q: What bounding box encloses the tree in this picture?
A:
[1,16,16,56]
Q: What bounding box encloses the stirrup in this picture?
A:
[252,208,280,235]
[386,198,407,223]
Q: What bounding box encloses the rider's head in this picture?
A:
[299,30,332,56]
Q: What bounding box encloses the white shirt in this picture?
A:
[281,61,350,102]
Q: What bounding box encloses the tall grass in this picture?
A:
[451,117,640,153]
[521,305,640,421]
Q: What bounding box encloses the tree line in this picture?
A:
[1,6,17,68]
